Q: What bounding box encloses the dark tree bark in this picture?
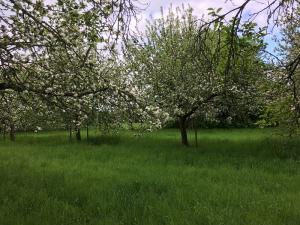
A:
[69,124,72,141]
[194,127,198,147]
[9,122,15,141]
[179,117,188,146]
[3,124,6,140]
[86,125,89,140]
[75,128,81,141]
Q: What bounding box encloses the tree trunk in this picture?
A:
[86,125,89,140]
[75,128,81,141]
[194,126,198,147]
[192,120,198,147]
[179,117,188,146]
[9,123,15,141]
[3,124,6,140]
[69,125,72,141]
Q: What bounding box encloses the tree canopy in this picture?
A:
[0,0,300,144]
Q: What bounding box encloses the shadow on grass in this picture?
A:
[87,134,122,146]
[3,129,300,161]
[187,136,300,160]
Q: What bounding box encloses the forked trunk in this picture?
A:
[179,117,188,146]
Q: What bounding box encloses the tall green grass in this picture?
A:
[0,129,299,225]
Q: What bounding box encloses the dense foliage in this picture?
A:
[124,7,266,145]
[0,0,300,144]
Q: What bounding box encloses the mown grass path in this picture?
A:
[0,129,299,225]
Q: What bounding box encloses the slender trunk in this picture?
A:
[192,120,198,147]
[3,124,6,140]
[9,123,15,141]
[86,125,89,140]
[69,124,72,141]
[75,127,81,141]
[194,128,198,147]
[194,125,198,147]
[179,117,188,146]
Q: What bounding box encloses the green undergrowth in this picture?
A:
[0,129,299,225]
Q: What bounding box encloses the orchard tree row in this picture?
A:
[0,0,299,145]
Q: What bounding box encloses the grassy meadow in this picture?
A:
[0,128,299,225]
